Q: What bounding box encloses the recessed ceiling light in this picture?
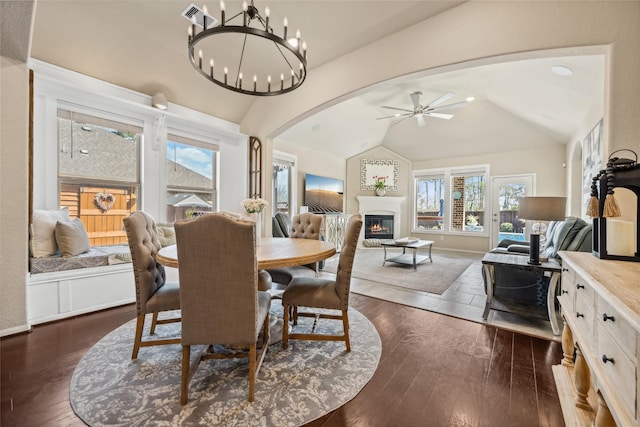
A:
[552,66,573,77]
[311,123,321,132]
[465,97,475,102]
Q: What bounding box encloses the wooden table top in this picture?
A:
[157,237,336,270]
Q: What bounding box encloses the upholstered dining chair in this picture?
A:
[123,211,181,360]
[267,212,324,287]
[282,214,362,352]
[174,212,271,404]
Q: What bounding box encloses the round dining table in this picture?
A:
[157,237,336,270]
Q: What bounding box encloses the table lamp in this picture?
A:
[518,196,567,265]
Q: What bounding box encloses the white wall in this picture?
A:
[0,56,30,334]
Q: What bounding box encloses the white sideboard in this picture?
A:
[555,251,640,426]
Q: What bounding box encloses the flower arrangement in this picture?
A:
[372,175,388,190]
[241,198,268,214]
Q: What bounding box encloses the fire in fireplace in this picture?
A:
[364,214,394,240]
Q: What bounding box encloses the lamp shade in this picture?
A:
[518,197,567,221]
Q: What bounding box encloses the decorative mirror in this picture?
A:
[360,159,399,191]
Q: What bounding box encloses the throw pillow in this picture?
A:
[30,208,71,258]
[55,218,91,257]
[156,224,176,247]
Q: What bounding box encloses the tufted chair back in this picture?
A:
[290,213,322,240]
[123,211,167,315]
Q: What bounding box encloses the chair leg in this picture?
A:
[180,345,190,405]
[131,314,145,360]
[248,344,256,402]
[150,312,159,335]
[342,310,351,352]
[282,304,290,349]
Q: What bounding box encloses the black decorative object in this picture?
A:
[590,149,640,262]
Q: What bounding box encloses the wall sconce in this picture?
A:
[152,92,168,110]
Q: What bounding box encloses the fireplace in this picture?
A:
[365,214,394,240]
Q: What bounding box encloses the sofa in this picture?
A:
[484,217,592,305]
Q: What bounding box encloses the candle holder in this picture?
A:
[591,149,640,262]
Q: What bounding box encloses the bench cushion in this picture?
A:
[29,244,131,274]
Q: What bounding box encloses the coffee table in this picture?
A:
[381,239,434,271]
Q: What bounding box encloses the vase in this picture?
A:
[375,188,386,197]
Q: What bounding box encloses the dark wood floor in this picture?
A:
[1,295,564,427]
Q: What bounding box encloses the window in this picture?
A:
[272,152,296,217]
[414,165,489,234]
[58,109,141,246]
[415,174,445,230]
[166,134,217,222]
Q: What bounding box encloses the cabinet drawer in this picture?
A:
[598,297,637,362]
[597,325,637,418]
[574,282,595,337]
[560,267,576,313]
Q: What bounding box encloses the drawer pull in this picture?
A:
[602,313,615,322]
[602,355,615,364]
[562,268,569,272]
[576,312,584,318]
[561,290,568,295]
[576,284,585,290]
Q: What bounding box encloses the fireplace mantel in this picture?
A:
[357,196,406,241]
[356,196,405,213]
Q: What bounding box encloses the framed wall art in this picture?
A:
[360,159,399,191]
[582,119,603,205]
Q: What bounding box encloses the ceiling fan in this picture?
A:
[377,91,474,127]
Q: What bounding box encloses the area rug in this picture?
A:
[323,248,473,295]
[70,305,381,426]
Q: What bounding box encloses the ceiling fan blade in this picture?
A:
[430,100,470,112]
[390,115,414,127]
[409,91,422,109]
[381,106,414,113]
[425,112,454,120]
[376,113,412,120]
[416,115,426,127]
[426,91,455,108]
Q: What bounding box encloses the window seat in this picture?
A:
[27,245,136,325]
[29,244,131,274]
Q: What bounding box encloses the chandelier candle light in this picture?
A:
[186,1,307,96]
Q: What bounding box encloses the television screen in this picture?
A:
[304,174,344,214]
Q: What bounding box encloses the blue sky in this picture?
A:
[167,141,213,179]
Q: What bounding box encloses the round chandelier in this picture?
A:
[186,1,308,96]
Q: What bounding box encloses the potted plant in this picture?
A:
[373,175,387,196]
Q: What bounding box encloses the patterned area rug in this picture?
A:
[70,305,380,426]
[323,248,473,295]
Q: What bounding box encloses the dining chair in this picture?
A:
[282,214,362,352]
[123,211,181,360]
[267,212,323,287]
[174,212,271,404]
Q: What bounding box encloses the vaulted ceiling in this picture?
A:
[29,1,604,161]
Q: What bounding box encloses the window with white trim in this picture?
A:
[57,109,141,246]
[414,165,489,234]
[166,133,217,221]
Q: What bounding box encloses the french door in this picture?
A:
[490,175,534,248]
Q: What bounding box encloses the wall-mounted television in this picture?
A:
[304,173,344,214]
